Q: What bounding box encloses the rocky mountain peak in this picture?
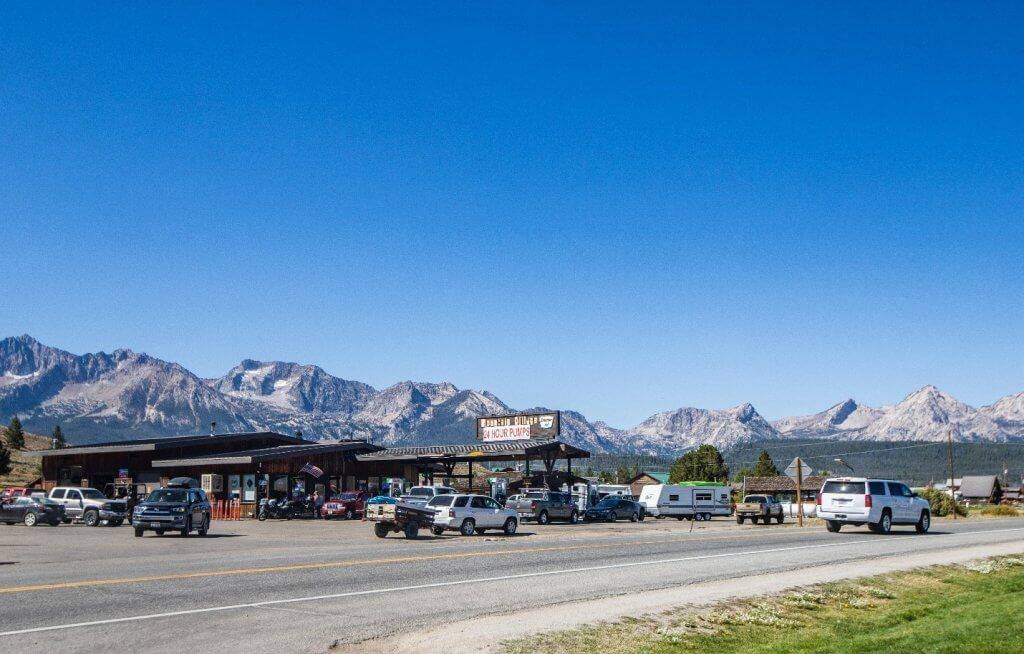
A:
[3,335,1024,449]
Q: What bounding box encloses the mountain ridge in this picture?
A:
[1,335,1022,452]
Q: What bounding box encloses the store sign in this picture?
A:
[476,412,560,442]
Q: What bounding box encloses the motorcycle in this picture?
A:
[257,497,294,521]
[288,497,317,519]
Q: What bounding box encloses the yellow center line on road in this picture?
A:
[0,527,816,595]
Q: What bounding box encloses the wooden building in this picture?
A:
[626,471,669,497]
[27,431,590,514]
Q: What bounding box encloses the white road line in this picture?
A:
[2,526,1022,638]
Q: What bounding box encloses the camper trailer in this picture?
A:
[637,483,732,520]
[571,481,599,511]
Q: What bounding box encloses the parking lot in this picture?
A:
[0,514,743,583]
[3,514,1024,653]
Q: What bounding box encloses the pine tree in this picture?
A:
[0,438,10,476]
[752,450,780,477]
[4,416,25,450]
[669,445,729,483]
[52,425,66,449]
[732,466,755,482]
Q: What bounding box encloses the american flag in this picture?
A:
[299,462,324,478]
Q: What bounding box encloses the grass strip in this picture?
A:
[503,555,1024,654]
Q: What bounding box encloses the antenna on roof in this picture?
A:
[210,421,216,436]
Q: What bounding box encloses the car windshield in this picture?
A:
[744,496,767,503]
[525,492,547,499]
[146,489,189,503]
[427,495,455,507]
[407,488,433,496]
[595,498,619,508]
[80,488,106,500]
[822,481,866,494]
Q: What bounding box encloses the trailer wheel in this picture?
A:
[373,522,389,538]
[404,522,419,539]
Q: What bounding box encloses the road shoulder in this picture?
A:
[343,539,1024,654]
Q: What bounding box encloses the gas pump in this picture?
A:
[489,477,508,505]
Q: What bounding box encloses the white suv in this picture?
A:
[426,494,518,536]
[817,478,930,534]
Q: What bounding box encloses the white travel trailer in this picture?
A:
[637,483,732,520]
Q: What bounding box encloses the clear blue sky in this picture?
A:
[2,4,1022,426]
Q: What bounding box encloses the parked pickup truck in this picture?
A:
[47,486,127,526]
[735,495,784,525]
[507,490,579,524]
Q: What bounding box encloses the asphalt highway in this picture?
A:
[1,516,1023,653]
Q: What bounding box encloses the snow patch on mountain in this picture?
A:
[629,402,780,454]
[773,399,883,437]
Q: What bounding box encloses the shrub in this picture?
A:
[916,488,967,517]
[977,504,1021,517]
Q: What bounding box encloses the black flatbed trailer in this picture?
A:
[365,501,436,539]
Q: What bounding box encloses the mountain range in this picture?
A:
[1,335,1022,453]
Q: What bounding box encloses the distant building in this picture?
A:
[1003,485,1022,504]
[959,475,1002,504]
[626,471,670,497]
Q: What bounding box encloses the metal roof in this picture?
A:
[357,439,590,462]
[151,440,383,467]
[740,475,828,493]
[628,471,670,484]
[27,431,308,458]
[959,475,1000,499]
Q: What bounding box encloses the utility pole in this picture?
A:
[947,427,956,520]
[796,458,804,527]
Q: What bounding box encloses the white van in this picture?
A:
[638,484,732,520]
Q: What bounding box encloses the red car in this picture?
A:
[322,491,368,520]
